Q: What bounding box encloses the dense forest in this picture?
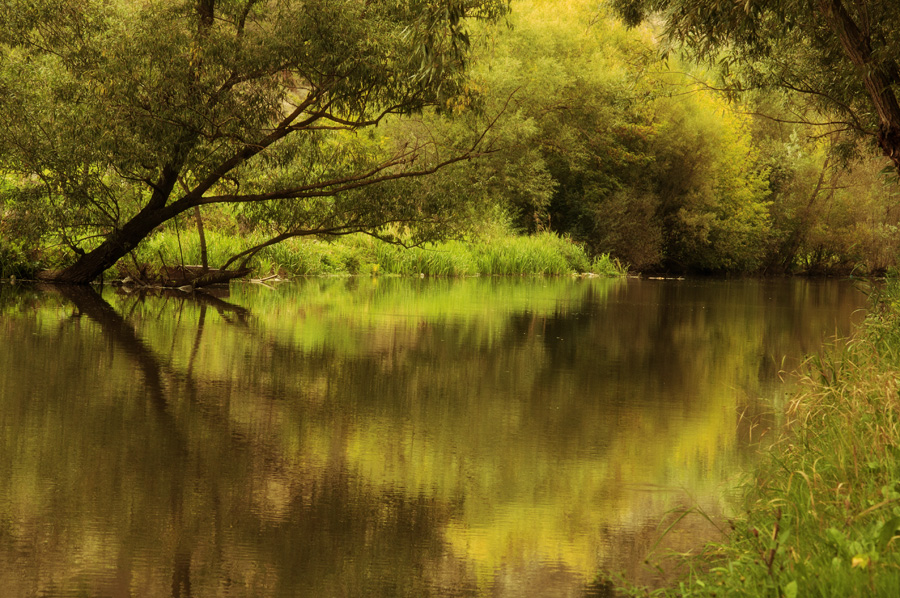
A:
[1,0,899,283]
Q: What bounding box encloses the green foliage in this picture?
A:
[467,232,585,275]
[797,156,900,275]
[648,91,772,271]
[0,0,509,282]
[471,0,659,236]
[751,108,900,275]
[273,232,622,277]
[0,237,36,278]
[609,0,900,174]
[261,237,375,276]
[423,0,775,273]
[455,0,896,274]
[0,176,44,278]
[591,253,628,277]
[5,0,899,278]
[126,226,622,278]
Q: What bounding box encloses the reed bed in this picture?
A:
[137,228,248,270]
[634,281,900,597]
[124,229,625,278]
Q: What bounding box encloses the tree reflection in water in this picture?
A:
[0,278,867,597]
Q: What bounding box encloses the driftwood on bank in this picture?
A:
[162,265,253,289]
[115,265,253,290]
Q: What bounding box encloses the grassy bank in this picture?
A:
[631,281,900,597]
[1,228,625,280]
[130,230,625,278]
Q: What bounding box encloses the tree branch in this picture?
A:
[818,0,900,165]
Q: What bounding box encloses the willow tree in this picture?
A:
[0,0,507,284]
[610,0,900,176]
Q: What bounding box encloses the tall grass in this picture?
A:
[469,233,584,275]
[124,228,626,278]
[632,281,900,597]
[136,228,248,269]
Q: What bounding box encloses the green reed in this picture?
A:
[629,280,900,597]
[125,227,625,278]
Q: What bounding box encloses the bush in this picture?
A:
[0,238,39,279]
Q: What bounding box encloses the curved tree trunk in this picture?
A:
[36,147,195,284]
[37,207,173,284]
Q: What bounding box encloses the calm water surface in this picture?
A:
[0,277,868,597]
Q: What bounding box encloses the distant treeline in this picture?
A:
[1,0,897,282]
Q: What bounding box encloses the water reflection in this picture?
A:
[0,277,867,597]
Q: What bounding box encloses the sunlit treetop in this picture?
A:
[609,0,900,174]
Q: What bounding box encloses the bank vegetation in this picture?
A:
[3,1,900,285]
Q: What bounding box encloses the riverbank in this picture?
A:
[137,230,627,278]
[627,280,900,596]
[1,230,626,281]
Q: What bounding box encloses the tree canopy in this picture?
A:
[0,0,507,284]
[609,0,900,175]
[2,0,899,278]
[421,0,774,271]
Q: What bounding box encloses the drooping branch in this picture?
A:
[190,147,493,208]
[178,90,512,211]
[220,226,370,272]
[737,111,864,134]
[218,214,449,275]
[771,77,870,134]
[181,91,435,206]
[658,68,870,135]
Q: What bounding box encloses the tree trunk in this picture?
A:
[193,206,208,271]
[820,0,900,174]
[37,205,175,284]
[37,158,191,284]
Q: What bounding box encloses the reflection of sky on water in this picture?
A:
[0,278,867,597]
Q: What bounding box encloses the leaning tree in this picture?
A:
[0,0,507,285]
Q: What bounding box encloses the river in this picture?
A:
[0,277,868,597]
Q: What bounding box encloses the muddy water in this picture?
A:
[0,277,867,597]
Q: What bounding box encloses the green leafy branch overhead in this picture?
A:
[0,0,508,285]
